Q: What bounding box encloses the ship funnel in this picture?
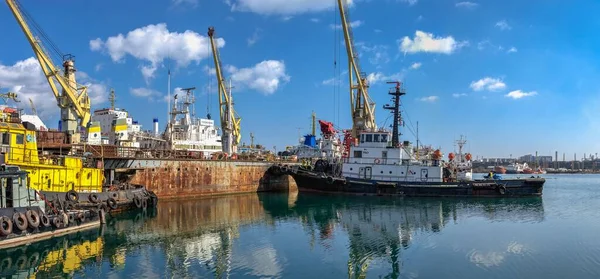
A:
[153,118,159,136]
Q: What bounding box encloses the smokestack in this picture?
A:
[153,118,159,136]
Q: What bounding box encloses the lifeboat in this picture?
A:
[448,152,455,161]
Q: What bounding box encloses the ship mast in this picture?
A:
[383,81,405,148]
[456,135,466,162]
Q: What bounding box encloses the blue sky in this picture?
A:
[1,0,599,159]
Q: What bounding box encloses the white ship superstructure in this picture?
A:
[163,88,222,159]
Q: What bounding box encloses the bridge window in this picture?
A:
[374,134,380,142]
[16,134,23,145]
[365,134,373,142]
[360,134,365,143]
[353,151,362,158]
[381,134,388,142]
[1,133,8,145]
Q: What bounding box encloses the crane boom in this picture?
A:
[6,0,91,140]
[208,26,241,155]
[337,0,376,138]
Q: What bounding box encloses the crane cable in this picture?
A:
[15,0,64,63]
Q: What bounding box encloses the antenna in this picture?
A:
[109,88,116,109]
[167,68,171,120]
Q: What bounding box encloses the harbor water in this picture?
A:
[2,174,600,278]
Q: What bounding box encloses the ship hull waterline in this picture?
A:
[290,171,544,198]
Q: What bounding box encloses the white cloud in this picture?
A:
[399,30,467,54]
[456,1,478,8]
[227,0,355,15]
[310,18,320,23]
[89,38,103,51]
[0,57,108,122]
[374,29,383,33]
[281,16,293,21]
[416,15,423,21]
[470,77,506,91]
[224,60,290,95]
[419,96,438,102]
[400,0,418,5]
[505,90,537,99]
[410,62,422,69]
[330,20,364,30]
[172,0,198,7]
[507,47,518,53]
[94,63,103,72]
[130,87,162,98]
[366,71,404,84]
[322,77,339,86]
[247,28,262,46]
[495,20,511,30]
[90,23,224,82]
[452,93,467,98]
[355,42,390,65]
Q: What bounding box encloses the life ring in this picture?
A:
[141,198,148,209]
[498,185,506,195]
[133,196,142,208]
[0,216,13,236]
[374,158,381,164]
[12,212,28,231]
[25,210,40,229]
[326,176,334,184]
[66,190,79,202]
[77,212,85,222]
[52,216,63,228]
[88,193,99,204]
[107,198,118,210]
[40,214,50,227]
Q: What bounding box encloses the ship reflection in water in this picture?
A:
[0,193,548,278]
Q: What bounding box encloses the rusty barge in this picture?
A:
[35,136,296,199]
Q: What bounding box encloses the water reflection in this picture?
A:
[0,193,545,278]
[262,194,544,279]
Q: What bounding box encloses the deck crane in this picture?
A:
[6,0,91,142]
[337,0,376,139]
[208,26,241,155]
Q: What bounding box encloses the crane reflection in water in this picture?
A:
[0,193,544,278]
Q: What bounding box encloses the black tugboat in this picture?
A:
[285,82,545,197]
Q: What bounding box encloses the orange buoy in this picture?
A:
[465,153,472,161]
[448,152,455,161]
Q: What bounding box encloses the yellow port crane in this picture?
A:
[337,0,376,138]
[208,26,241,155]
[6,0,91,142]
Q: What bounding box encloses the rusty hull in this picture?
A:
[127,161,297,199]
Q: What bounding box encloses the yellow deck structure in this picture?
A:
[0,116,103,193]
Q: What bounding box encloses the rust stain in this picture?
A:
[129,161,296,198]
